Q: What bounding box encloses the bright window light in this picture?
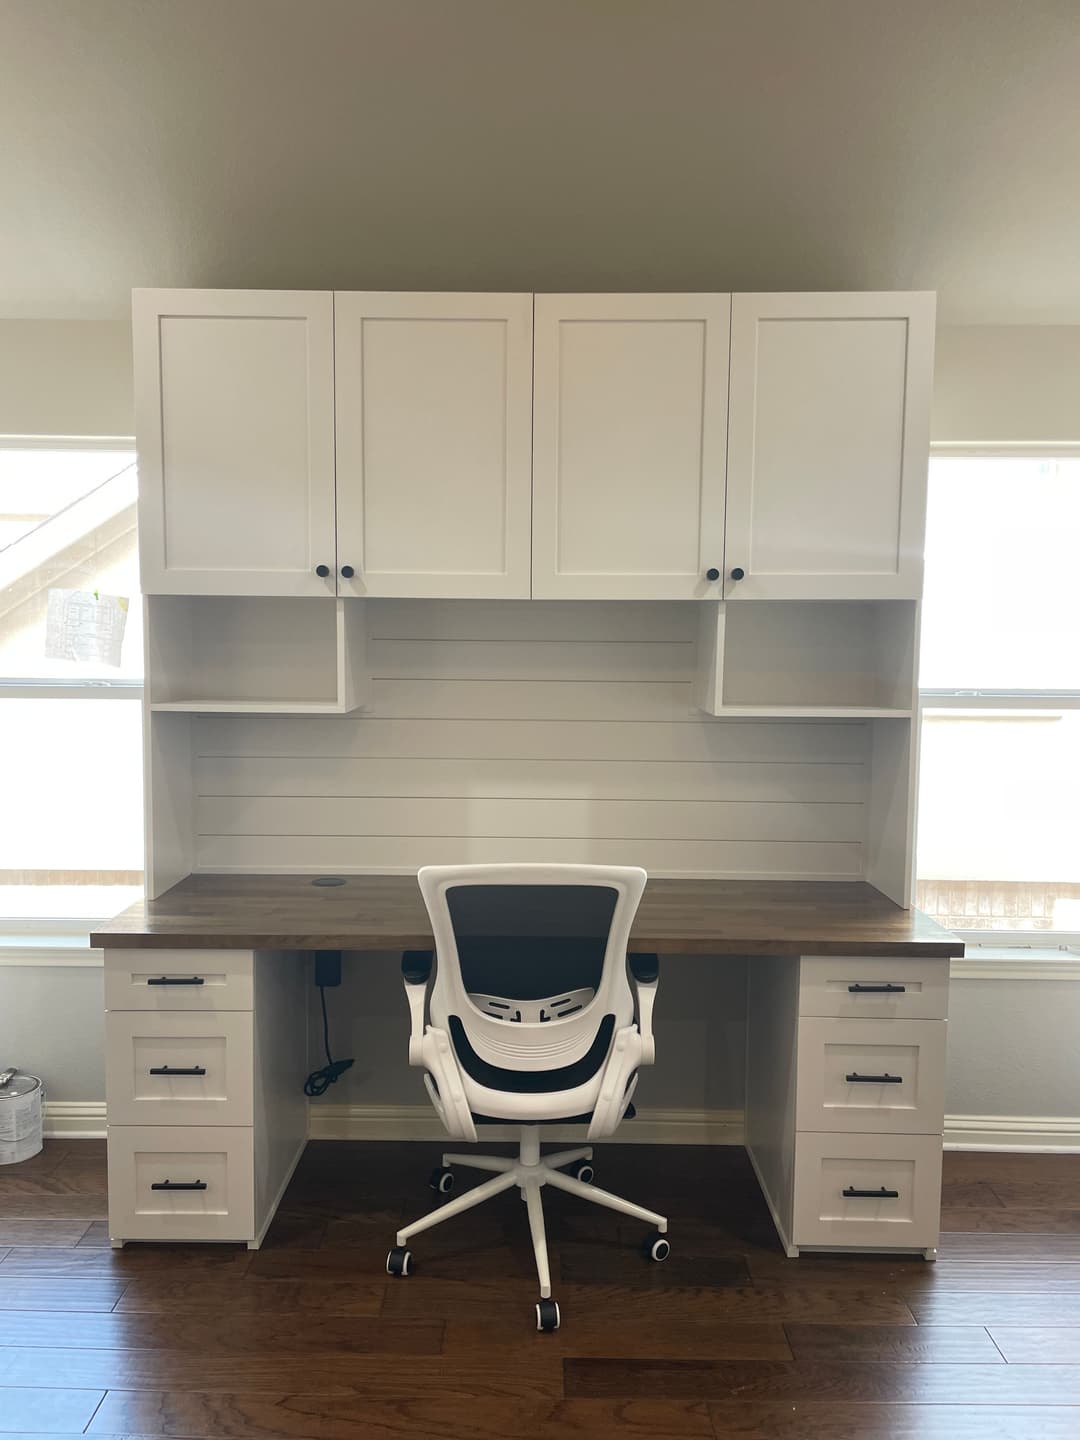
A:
[920,455,1080,691]
[0,440,143,920]
[916,454,1080,936]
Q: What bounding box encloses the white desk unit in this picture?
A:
[93,285,962,1255]
[92,879,961,1255]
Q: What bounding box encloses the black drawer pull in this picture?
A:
[843,1185,900,1199]
[848,982,906,994]
[147,976,205,986]
[150,1179,207,1191]
[148,1065,207,1077]
[846,1072,903,1084]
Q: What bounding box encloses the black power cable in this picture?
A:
[304,982,354,1097]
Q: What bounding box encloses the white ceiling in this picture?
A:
[2,0,1079,323]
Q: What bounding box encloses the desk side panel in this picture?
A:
[745,955,799,1253]
[252,951,308,1243]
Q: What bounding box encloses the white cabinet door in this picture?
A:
[134,290,336,596]
[532,294,731,599]
[725,293,935,600]
[334,293,533,598]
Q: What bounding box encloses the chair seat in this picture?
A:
[472,1102,636,1126]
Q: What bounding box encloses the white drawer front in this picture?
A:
[105,1011,253,1127]
[799,956,949,1020]
[793,1131,942,1250]
[107,1125,254,1242]
[104,949,254,1011]
[796,1017,945,1135]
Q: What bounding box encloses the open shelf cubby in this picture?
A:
[695,599,917,717]
[147,595,368,714]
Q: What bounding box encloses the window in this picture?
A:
[916,452,1080,938]
[0,438,143,923]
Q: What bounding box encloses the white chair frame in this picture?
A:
[388,864,670,1329]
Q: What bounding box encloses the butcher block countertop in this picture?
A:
[90,876,963,958]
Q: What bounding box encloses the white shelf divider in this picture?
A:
[337,598,370,713]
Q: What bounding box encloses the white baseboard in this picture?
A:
[307,1103,746,1146]
[944,1113,1080,1151]
[44,1101,107,1138]
[48,1100,1080,1153]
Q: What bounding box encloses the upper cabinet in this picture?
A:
[531,294,731,600]
[334,292,533,598]
[134,289,935,603]
[724,292,935,600]
[134,290,336,596]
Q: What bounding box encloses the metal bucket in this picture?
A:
[0,1068,45,1165]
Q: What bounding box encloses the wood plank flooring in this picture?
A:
[0,1141,1077,1437]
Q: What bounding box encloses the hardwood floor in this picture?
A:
[0,1141,1078,1437]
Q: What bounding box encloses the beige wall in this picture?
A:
[933,325,1080,444]
[0,319,133,436]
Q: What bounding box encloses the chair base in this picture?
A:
[394,1126,667,1300]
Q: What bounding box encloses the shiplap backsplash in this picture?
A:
[193,600,869,877]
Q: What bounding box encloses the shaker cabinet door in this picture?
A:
[531,294,731,599]
[134,289,336,596]
[725,292,935,600]
[334,292,533,598]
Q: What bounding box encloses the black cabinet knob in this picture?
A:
[315,564,330,578]
[730,567,745,581]
[705,568,721,582]
[340,565,355,579]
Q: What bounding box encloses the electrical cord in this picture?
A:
[304,984,354,1097]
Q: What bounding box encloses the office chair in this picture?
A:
[386,863,669,1330]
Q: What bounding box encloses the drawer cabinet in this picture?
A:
[105,1011,254,1127]
[104,949,254,1012]
[795,1017,946,1135]
[104,948,308,1250]
[107,1124,255,1243]
[746,952,950,1259]
[793,1131,943,1250]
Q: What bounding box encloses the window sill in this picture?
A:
[0,931,102,967]
[952,945,1080,981]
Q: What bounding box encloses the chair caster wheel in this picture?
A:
[570,1159,595,1184]
[643,1231,671,1262]
[386,1246,413,1276]
[535,1297,561,1332]
[428,1166,455,1195]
